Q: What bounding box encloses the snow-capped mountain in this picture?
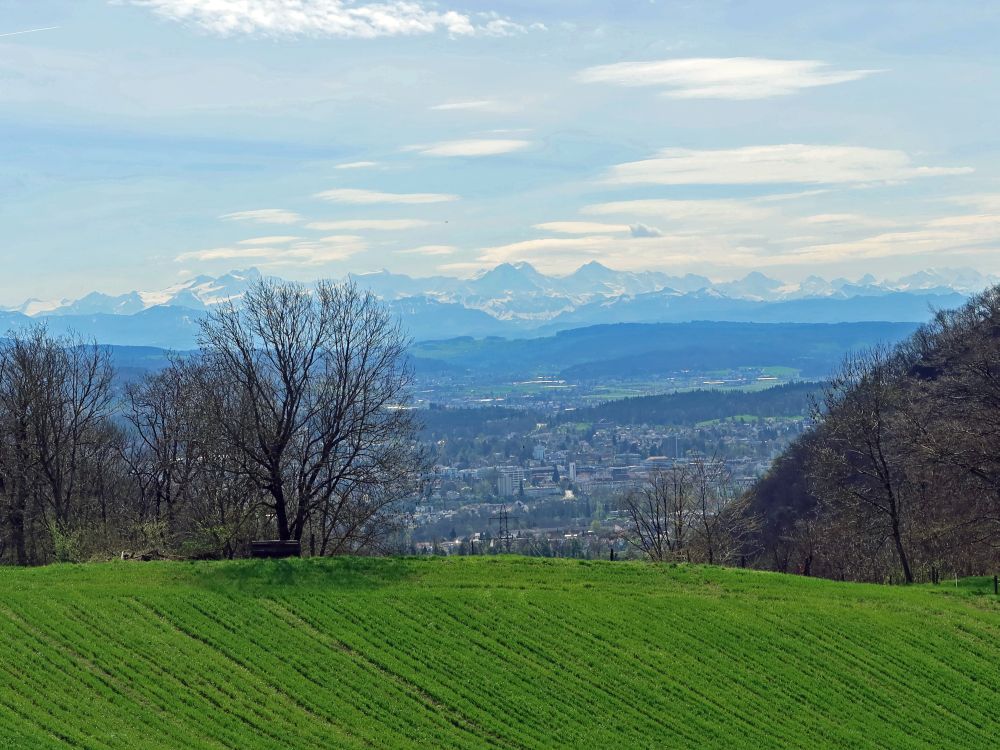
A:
[0,264,993,348]
[3,269,261,318]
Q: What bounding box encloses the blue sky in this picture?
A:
[3,0,1000,301]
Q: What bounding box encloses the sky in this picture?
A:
[3,0,1000,301]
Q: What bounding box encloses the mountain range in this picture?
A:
[0,263,988,348]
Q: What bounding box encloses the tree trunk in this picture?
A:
[272,485,291,541]
[9,493,27,566]
[890,517,913,583]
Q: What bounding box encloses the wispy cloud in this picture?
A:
[535,221,666,238]
[315,188,458,204]
[177,235,365,265]
[474,235,703,273]
[781,228,991,264]
[797,213,897,228]
[396,245,458,256]
[124,0,531,39]
[534,221,632,234]
[604,145,972,186]
[220,208,302,225]
[237,236,302,245]
[430,100,505,112]
[577,58,880,99]
[306,219,433,230]
[629,223,663,238]
[0,26,59,39]
[335,161,379,170]
[946,194,1000,211]
[405,139,531,157]
[584,198,776,223]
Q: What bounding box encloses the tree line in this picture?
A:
[0,279,420,565]
[567,381,821,427]
[748,286,1000,583]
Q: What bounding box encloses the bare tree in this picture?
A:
[0,329,45,564]
[808,346,917,583]
[908,288,1000,505]
[123,357,265,557]
[196,278,420,549]
[621,466,693,561]
[687,457,757,566]
[0,327,118,564]
[31,339,115,533]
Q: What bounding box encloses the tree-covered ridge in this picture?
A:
[568,381,821,426]
[749,286,1000,583]
[411,321,918,379]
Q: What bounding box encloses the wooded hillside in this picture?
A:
[749,286,1000,583]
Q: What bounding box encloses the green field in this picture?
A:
[1,557,998,749]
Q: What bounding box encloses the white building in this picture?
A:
[497,467,526,497]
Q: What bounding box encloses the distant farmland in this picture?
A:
[1,557,998,748]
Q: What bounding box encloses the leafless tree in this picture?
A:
[123,357,265,557]
[196,278,420,550]
[0,327,118,564]
[620,466,694,561]
[808,346,917,583]
[687,457,757,566]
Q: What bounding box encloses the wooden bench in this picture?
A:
[250,540,302,559]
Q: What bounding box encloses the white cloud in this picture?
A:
[577,57,879,99]
[799,213,869,224]
[315,188,458,204]
[306,219,433,230]
[335,161,379,170]
[533,220,668,240]
[583,198,776,223]
[219,208,302,224]
[797,213,897,228]
[0,27,59,39]
[534,221,632,234]
[776,213,1000,264]
[928,214,1000,229]
[475,234,703,273]
[946,194,1000,211]
[238,235,302,245]
[406,139,531,157]
[430,100,504,112]
[629,223,663,238]
[785,230,967,264]
[124,0,532,39]
[605,145,972,186]
[177,235,365,265]
[396,244,458,256]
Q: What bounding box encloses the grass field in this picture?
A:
[0,557,998,749]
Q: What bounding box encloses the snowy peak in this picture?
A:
[470,262,549,296]
[23,268,261,318]
[5,265,996,327]
[716,272,784,301]
[893,268,993,294]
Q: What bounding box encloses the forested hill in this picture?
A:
[567,382,822,426]
[411,321,918,380]
[748,285,1000,584]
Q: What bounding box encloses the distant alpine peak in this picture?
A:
[8,267,264,318]
[4,264,996,322]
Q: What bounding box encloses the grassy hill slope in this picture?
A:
[0,558,998,749]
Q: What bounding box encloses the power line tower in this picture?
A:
[489,503,520,553]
